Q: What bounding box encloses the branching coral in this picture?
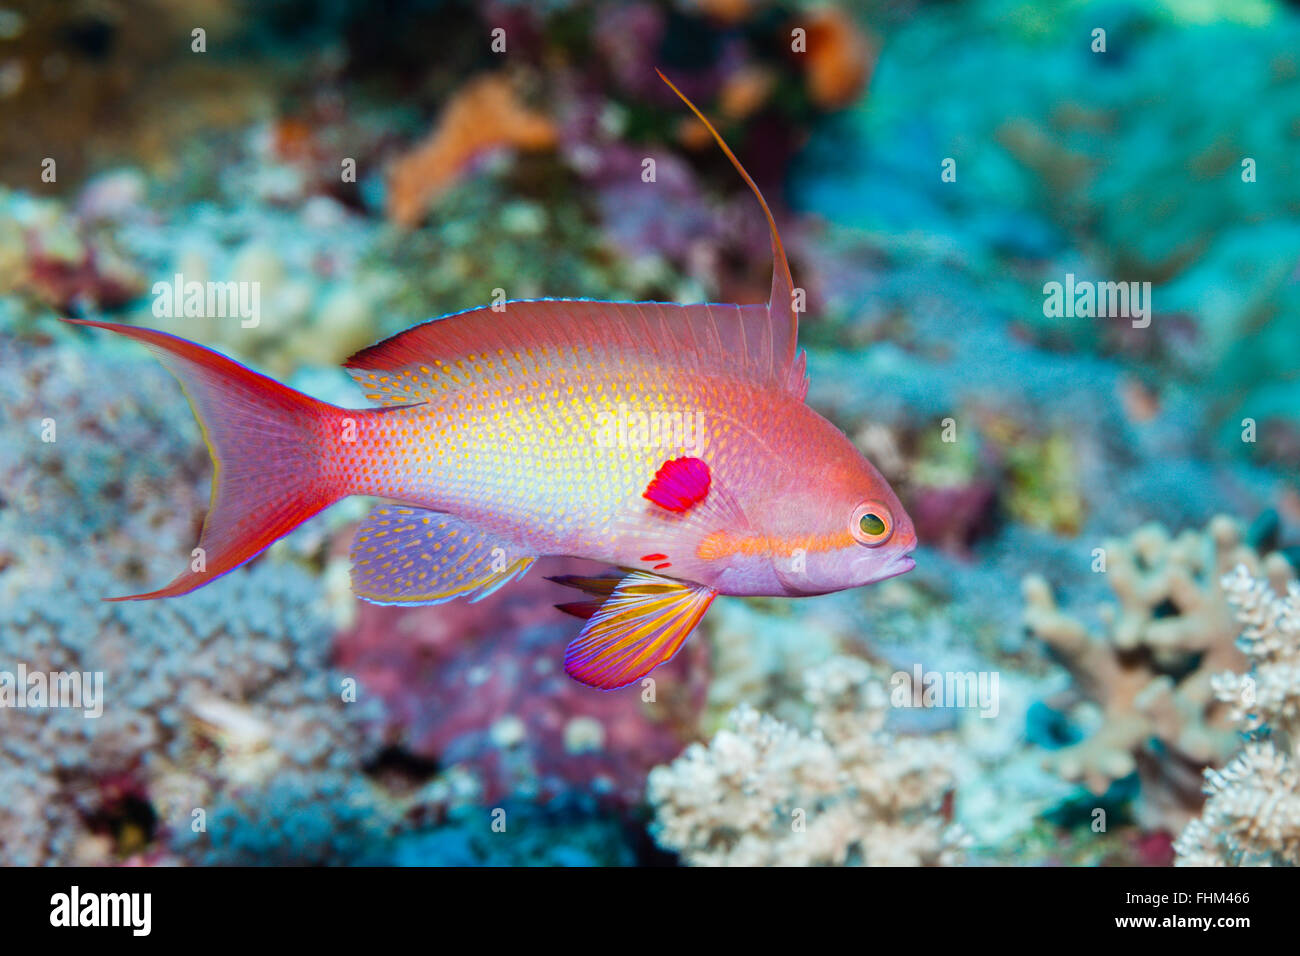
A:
[1174,566,1300,865]
[332,559,709,811]
[1022,516,1294,823]
[0,560,394,866]
[647,656,963,866]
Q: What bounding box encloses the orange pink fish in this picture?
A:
[66,72,916,690]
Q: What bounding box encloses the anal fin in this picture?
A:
[350,506,533,605]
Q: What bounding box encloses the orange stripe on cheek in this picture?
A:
[697,530,854,560]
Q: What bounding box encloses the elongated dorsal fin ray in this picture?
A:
[656,68,798,381]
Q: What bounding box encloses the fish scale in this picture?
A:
[336,358,779,560]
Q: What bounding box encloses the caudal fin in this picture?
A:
[64,319,350,600]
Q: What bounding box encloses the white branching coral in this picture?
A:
[1174,566,1300,866]
[647,656,964,866]
[1021,516,1293,815]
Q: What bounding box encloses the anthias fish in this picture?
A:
[67,73,916,690]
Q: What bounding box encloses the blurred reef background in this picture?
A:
[2,0,1300,866]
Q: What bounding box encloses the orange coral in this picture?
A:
[272,117,317,162]
[386,74,557,228]
[675,66,775,150]
[799,6,877,109]
[690,0,756,25]
[719,65,776,120]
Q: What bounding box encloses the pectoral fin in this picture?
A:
[559,571,716,689]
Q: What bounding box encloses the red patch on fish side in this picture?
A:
[642,457,711,513]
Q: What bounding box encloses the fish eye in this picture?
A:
[850,502,893,547]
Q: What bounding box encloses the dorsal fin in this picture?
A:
[344,298,797,405]
[656,69,800,389]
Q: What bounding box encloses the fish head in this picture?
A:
[748,422,917,597]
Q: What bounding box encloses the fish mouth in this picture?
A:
[881,554,916,580]
[849,550,915,584]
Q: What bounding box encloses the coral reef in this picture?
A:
[333,560,710,809]
[798,1,1300,446]
[389,798,637,867]
[1022,516,1295,826]
[1174,566,1300,865]
[0,185,144,314]
[0,559,393,866]
[3,0,1300,869]
[648,656,964,866]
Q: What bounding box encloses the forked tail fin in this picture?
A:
[63,319,351,600]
